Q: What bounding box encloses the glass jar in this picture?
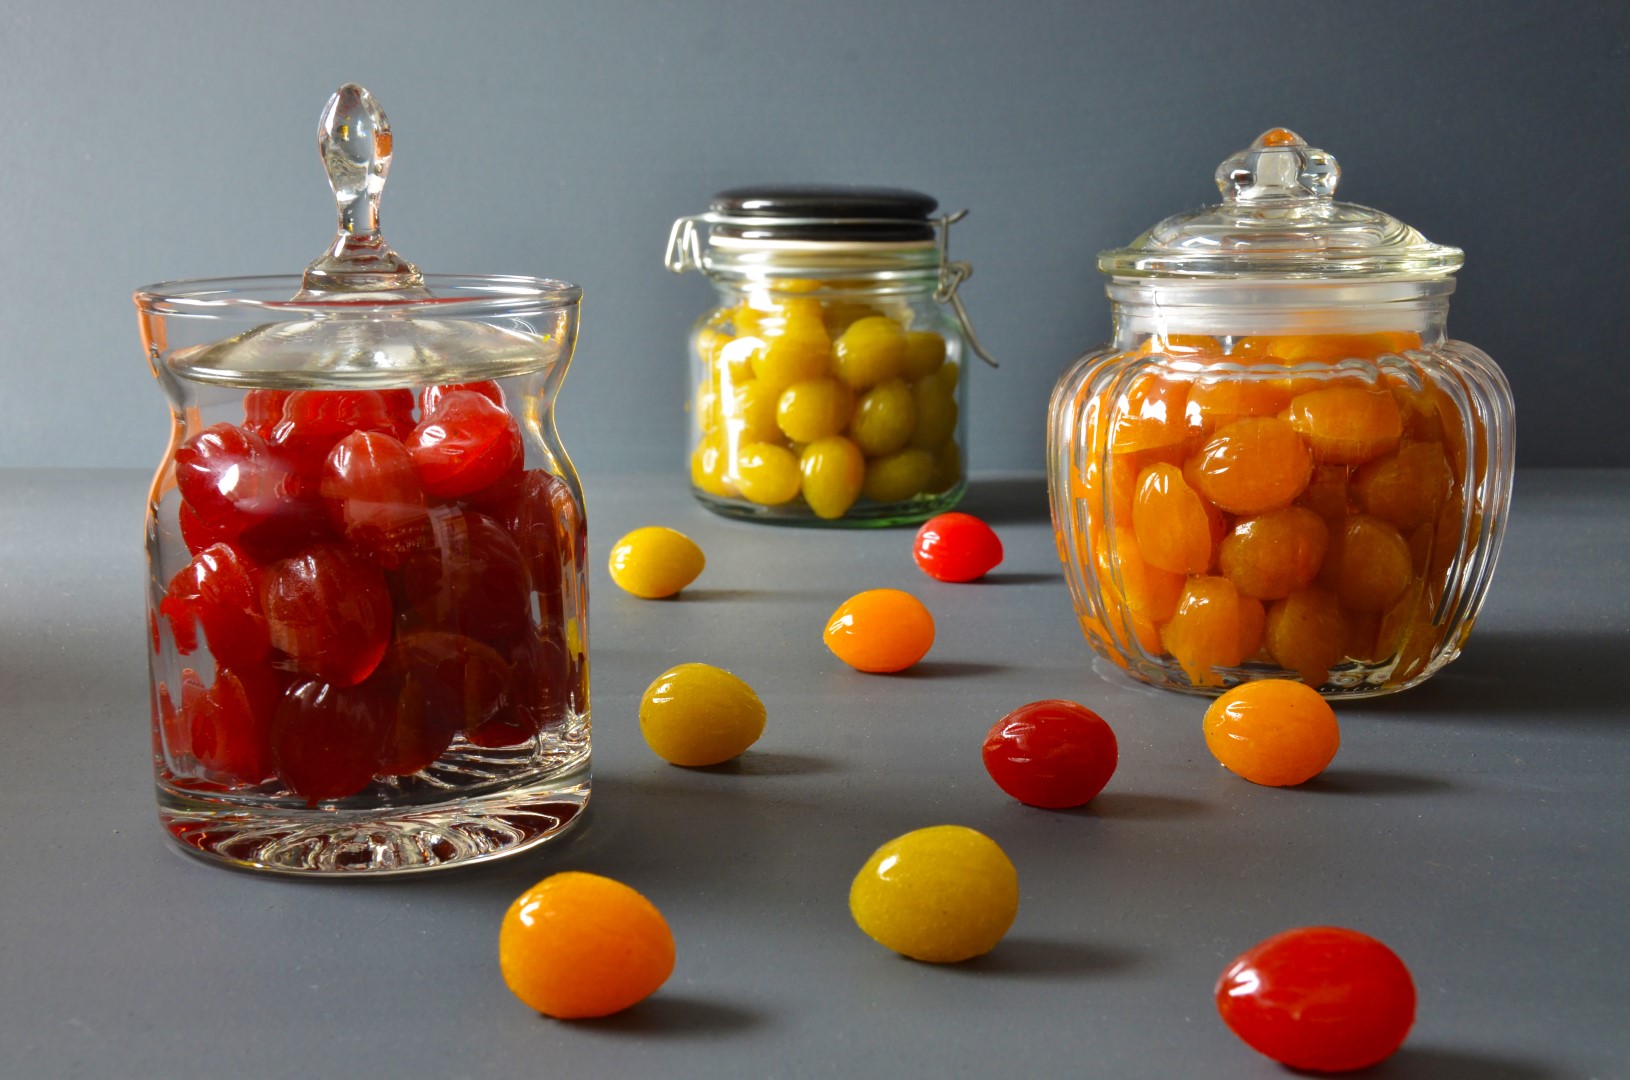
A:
[135,86,589,874]
[1047,129,1514,697]
[666,186,995,525]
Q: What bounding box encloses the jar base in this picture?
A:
[157,762,589,877]
[693,481,966,528]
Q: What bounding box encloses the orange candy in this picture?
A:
[1204,680,1341,787]
[1185,379,1292,435]
[1326,514,1413,614]
[1265,587,1347,687]
[1101,524,1185,623]
[1161,576,1263,687]
[1218,507,1329,601]
[1298,464,1352,523]
[1132,463,1214,575]
[825,589,935,673]
[499,872,675,1019]
[1186,417,1313,514]
[1109,372,1194,454]
[1352,442,1453,530]
[1284,387,1403,466]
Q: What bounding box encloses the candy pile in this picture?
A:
[154,383,582,804]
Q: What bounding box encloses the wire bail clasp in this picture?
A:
[664,215,705,274]
[934,211,998,369]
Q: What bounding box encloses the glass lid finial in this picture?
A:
[298,84,424,297]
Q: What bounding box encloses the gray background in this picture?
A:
[1,0,1627,472]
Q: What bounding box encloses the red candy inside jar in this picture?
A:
[137,85,589,875]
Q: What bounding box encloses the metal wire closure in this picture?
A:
[664,211,998,368]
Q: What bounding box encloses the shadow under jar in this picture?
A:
[1047,129,1513,697]
[135,86,590,875]
[666,186,996,526]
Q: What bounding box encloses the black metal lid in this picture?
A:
[707,185,938,242]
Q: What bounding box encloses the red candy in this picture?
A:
[320,430,430,566]
[159,542,270,669]
[913,512,1004,583]
[260,544,392,686]
[393,509,531,649]
[981,699,1118,808]
[158,379,579,800]
[406,390,524,498]
[1216,926,1416,1072]
[272,677,390,805]
[420,380,504,416]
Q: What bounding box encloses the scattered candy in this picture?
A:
[1203,680,1340,786]
[982,700,1117,808]
[849,825,1018,963]
[1216,926,1415,1072]
[639,663,766,766]
[824,589,934,673]
[500,872,675,1019]
[608,526,706,599]
[913,512,1004,583]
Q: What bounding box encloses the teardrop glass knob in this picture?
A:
[1215,128,1341,204]
[299,84,423,296]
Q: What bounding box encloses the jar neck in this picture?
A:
[700,238,942,299]
[1106,278,1453,349]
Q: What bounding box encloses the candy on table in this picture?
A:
[912,512,1004,583]
[824,589,935,673]
[1203,680,1340,786]
[689,287,960,515]
[500,872,675,1019]
[156,385,580,801]
[639,663,766,767]
[849,825,1019,963]
[608,526,705,599]
[1066,332,1470,689]
[1216,926,1415,1072]
[982,700,1118,809]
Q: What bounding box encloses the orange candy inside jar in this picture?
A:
[1061,331,1476,690]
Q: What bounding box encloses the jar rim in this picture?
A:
[134,273,581,320]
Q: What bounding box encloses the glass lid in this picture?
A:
[1098,128,1463,280]
[139,85,580,387]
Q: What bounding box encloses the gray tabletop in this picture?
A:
[1,468,1626,1080]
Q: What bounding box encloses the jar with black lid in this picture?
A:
[666,185,994,526]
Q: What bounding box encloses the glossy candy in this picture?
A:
[825,589,935,673]
[833,316,906,389]
[608,527,705,599]
[500,872,675,1019]
[406,390,524,498]
[799,437,866,520]
[1203,680,1340,786]
[913,512,1003,583]
[160,542,271,670]
[639,663,765,766]
[394,509,531,649]
[261,543,393,686]
[982,700,1117,808]
[849,825,1018,963]
[271,677,390,804]
[320,430,429,566]
[1216,927,1415,1072]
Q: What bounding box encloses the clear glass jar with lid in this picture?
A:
[1047,129,1514,696]
[666,186,995,525]
[136,86,589,874]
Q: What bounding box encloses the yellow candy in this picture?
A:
[639,663,766,766]
[689,433,735,497]
[750,315,832,393]
[908,374,958,450]
[777,378,853,443]
[928,439,963,493]
[608,527,705,599]
[901,330,947,380]
[734,442,802,505]
[800,437,866,520]
[725,381,781,444]
[849,825,1019,963]
[833,316,907,389]
[861,448,934,503]
[849,378,917,457]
